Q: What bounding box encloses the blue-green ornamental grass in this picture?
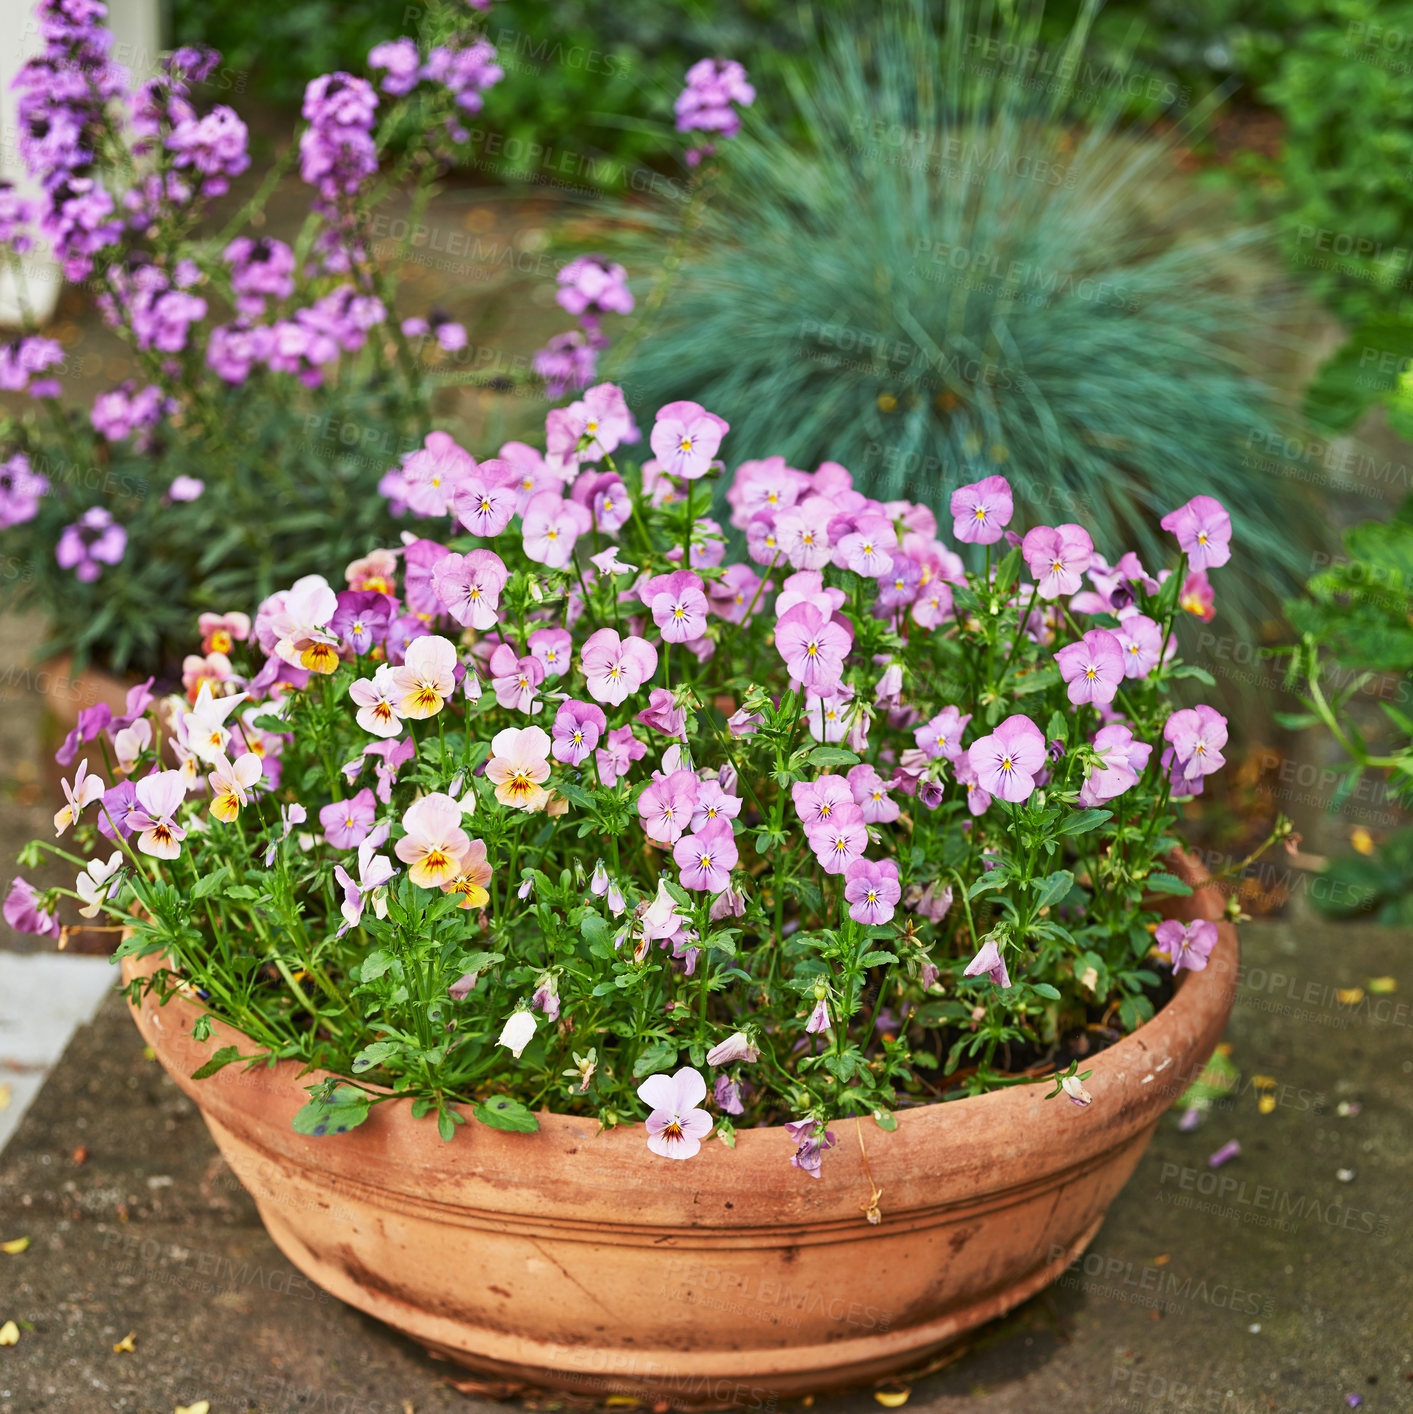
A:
[608,1,1317,608]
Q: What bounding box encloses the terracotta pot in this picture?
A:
[122,853,1236,1402]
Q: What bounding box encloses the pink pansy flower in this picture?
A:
[915,705,971,762]
[595,725,647,786]
[113,717,152,774]
[319,787,377,850]
[489,643,546,713]
[1163,705,1228,781]
[566,381,639,457]
[1021,524,1094,599]
[432,549,509,631]
[791,775,859,827]
[172,657,211,713]
[844,857,901,926]
[399,430,474,517]
[706,1031,759,1065]
[349,663,405,738]
[785,1118,838,1179]
[129,770,188,860]
[649,401,729,481]
[395,792,472,888]
[580,628,658,706]
[333,823,396,934]
[268,574,341,674]
[1155,918,1219,973]
[54,759,105,834]
[527,627,572,678]
[638,687,687,739]
[775,568,846,619]
[391,634,458,719]
[1079,723,1153,807]
[805,686,853,744]
[485,726,553,811]
[805,997,830,1034]
[1113,614,1164,678]
[637,768,698,844]
[967,713,1047,803]
[638,1066,713,1160]
[954,755,992,816]
[806,815,869,875]
[589,545,638,578]
[950,475,1012,545]
[745,511,783,566]
[1054,628,1126,706]
[1160,495,1231,571]
[569,470,632,534]
[673,819,739,892]
[963,936,1012,988]
[1180,568,1216,621]
[835,514,896,578]
[775,499,835,571]
[197,611,251,655]
[847,762,899,823]
[552,699,606,766]
[774,602,851,690]
[452,466,518,538]
[691,778,742,831]
[522,491,592,569]
[708,563,771,625]
[642,568,709,644]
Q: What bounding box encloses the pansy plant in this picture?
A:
[10,391,1291,1170]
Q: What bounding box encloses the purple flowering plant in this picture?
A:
[10,387,1290,1165]
[0,0,513,674]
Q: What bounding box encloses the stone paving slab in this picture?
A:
[0,917,1410,1414]
[0,953,115,1156]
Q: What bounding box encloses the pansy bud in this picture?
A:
[590,859,610,896]
[714,1075,745,1115]
[708,885,746,921]
[706,1030,759,1066]
[449,971,479,1001]
[497,1009,537,1059]
[875,663,903,705]
[606,879,626,916]
[806,997,830,1034]
[1061,1074,1093,1107]
[517,876,534,900]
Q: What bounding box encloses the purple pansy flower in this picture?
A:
[319,787,377,850]
[551,699,606,767]
[950,474,1012,545]
[1054,628,1125,706]
[1155,918,1219,973]
[843,857,902,926]
[966,714,1047,803]
[963,937,1012,988]
[1160,495,1232,571]
[1021,523,1094,599]
[649,400,729,481]
[784,1118,837,1179]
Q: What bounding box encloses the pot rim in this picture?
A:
[122,849,1235,1187]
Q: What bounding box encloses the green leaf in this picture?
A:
[190,865,230,900]
[292,1084,370,1138]
[1056,808,1113,837]
[823,1051,858,1081]
[1145,872,1194,897]
[872,1107,898,1131]
[807,745,860,768]
[581,913,614,952]
[1167,664,1217,686]
[632,1038,678,1078]
[351,1040,401,1074]
[1030,983,1062,1001]
[225,884,261,901]
[473,1096,540,1132]
[1031,870,1075,910]
[359,949,395,982]
[191,1014,212,1043]
[858,950,897,966]
[189,1044,242,1080]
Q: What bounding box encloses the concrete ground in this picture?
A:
[0,917,1409,1414]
